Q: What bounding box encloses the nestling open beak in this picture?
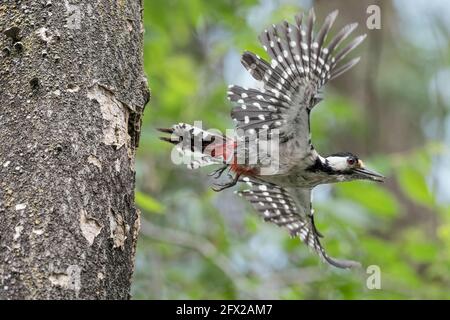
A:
[353,160,385,182]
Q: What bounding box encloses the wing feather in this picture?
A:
[232,9,366,150]
[237,177,361,269]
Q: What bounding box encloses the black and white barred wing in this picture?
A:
[237,177,361,269]
[229,9,365,144]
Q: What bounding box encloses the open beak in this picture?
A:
[353,167,385,182]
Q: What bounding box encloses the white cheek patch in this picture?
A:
[326,156,349,171]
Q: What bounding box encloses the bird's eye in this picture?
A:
[347,158,355,166]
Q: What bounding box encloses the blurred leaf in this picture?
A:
[402,229,438,263]
[336,182,400,218]
[404,241,438,263]
[361,237,398,264]
[136,191,165,214]
[396,166,434,207]
[244,214,259,233]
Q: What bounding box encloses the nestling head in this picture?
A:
[325,152,384,182]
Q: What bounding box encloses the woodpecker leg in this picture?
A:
[309,214,324,238]
[212,173,241,192]
[208,165,228,179]
[225,166,234,180]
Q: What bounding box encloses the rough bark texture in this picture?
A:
[0,0,149,299]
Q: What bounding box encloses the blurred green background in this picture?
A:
[132,0,450,299]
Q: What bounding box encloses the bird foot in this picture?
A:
[211,173,241,192]
[208,165,228,179]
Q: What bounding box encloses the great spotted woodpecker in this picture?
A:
[159,8,384,269]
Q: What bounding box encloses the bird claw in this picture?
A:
[211,173,241,192]
[212,183,233,192]
[208,165,228,179]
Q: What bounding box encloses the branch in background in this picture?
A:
[140,219,256,298]
[140,219,323,298]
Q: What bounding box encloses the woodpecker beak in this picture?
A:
[353,160,385,182]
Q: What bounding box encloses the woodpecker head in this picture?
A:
[325,152,384,182]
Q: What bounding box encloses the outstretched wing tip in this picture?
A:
[330,9,339,17]
[237,180,360,269]
[324,255,362,269]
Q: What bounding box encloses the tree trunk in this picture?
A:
[0,0,149,299]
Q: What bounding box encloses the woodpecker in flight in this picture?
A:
[159,8,384,269]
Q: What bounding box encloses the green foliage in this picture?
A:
[336,181,400,218]
[133,0,450,300]
[397,166,434,207]
[135,191,165,215]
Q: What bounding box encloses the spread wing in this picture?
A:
[229,9,365,150]
[237,177,361,269]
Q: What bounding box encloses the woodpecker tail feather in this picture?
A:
[158,123,233,169]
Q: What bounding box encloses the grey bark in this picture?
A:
[0,0,149,299]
